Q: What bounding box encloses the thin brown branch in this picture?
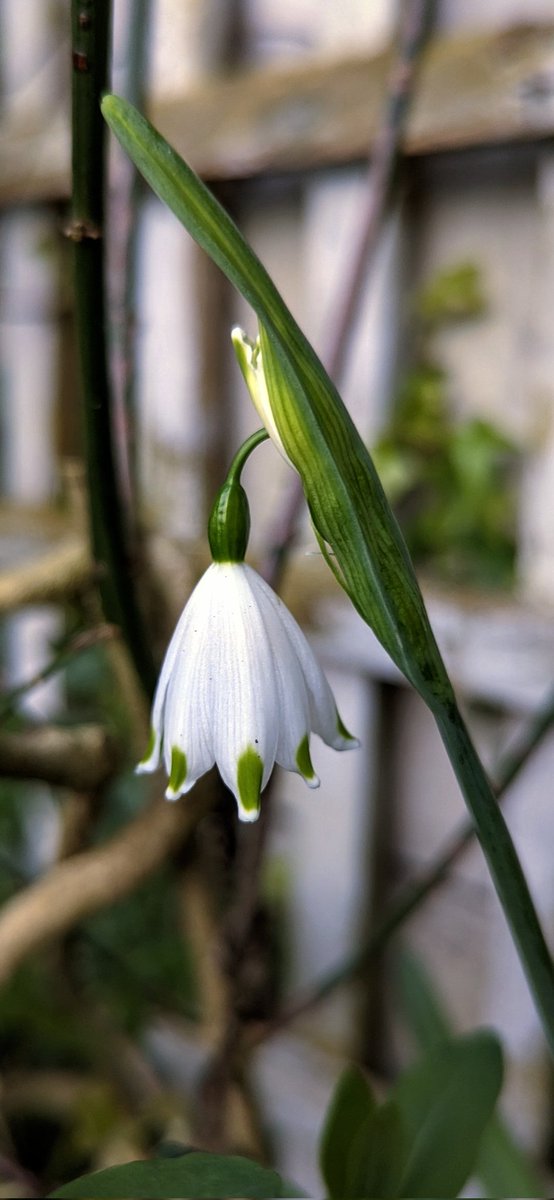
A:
[0,723,119,792]
[0,623,117,719]
[0,537,91,614]
[179,863,228,1043]
[261,0,434,588]
[0,785,212,986]
[56,791,101,860]
[325,0,433,383]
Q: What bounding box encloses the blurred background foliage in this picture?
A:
[373,262,520,587]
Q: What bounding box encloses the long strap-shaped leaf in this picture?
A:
[101,94,554,1057]
[102,96,447,704]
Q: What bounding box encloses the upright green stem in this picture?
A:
[253,686,554,1046]
[70,0,157,698]
[119,0,153,510]
[435,701,554,1056]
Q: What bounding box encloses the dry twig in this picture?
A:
[0,537,91,614]
[0,723,119,792]
[0,785,212,985]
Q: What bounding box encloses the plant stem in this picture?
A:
[252,686,554,1045]
[70,0,157,699]
[435,701,554,1057]
[227,428,269,482]
[113,0,153,517]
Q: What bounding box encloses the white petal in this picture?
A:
[245,567,359,750]
[209,564,279,817]
[139,566,215,774]
[162,569,220,797]
[245,568,319,787]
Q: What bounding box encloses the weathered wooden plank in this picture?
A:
[2,24,554,205]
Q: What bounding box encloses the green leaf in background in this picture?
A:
[391,1030,503,1198]
[50,1151,288,1198]
[396,949,546,1198]
[414,260,487,326]
[345,1099,407,1199]
[318,1035,502,1200]
[319,1064,376,1198]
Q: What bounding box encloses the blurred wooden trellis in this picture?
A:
[1,0,554,1192]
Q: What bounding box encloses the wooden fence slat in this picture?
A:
[2,24,554,204]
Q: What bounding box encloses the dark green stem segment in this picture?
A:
[70,0,157,699]
[208,429,268,562]
[435,701,554,1058]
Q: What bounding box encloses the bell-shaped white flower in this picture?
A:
[137,562,358,822]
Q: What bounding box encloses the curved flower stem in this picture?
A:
[69,0,157,699]
[251,686,554,1046]
[227,428,269,484]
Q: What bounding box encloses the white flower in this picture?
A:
[231,327,292,466]
[137,562,359,821]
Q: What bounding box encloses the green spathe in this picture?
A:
[207,428,268,563]
[208,477,250,563]
[237,747,263,819]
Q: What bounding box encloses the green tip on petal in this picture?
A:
[237,747,263,821]
[166,747,188,798]
[337,713,360,745]
[296,734,319,789]
[137,726,158,771]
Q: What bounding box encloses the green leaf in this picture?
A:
[345,1100,407,1199]
[396,949,546,1198]
[319,1065,376,1198]
[50,1152,287,1199]
[476,1115,546,1199]
[395,948,451,1051]
[392,1031,504,1197]
[258,325,452,707]
[100,92,452,712]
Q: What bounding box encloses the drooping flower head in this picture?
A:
[138,430,358,821]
